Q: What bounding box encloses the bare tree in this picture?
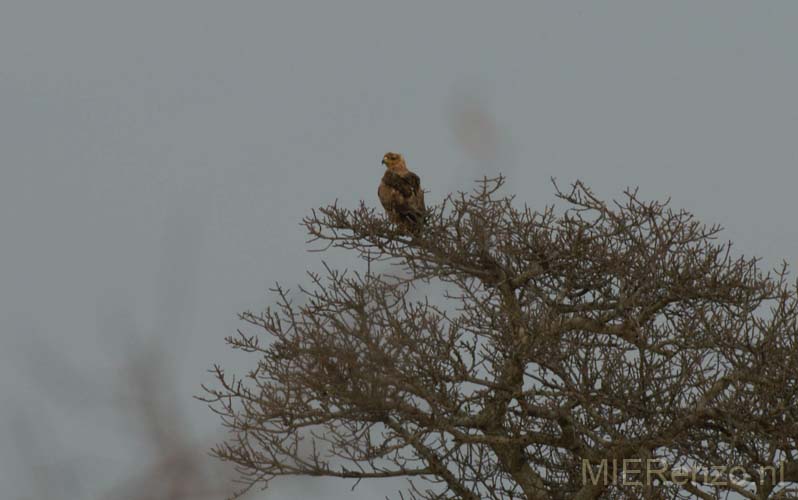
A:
[203,177,798,499]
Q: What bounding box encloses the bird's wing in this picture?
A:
[403,172,425,214]
[381,171,420,199]
[405,172,421,194]
[380,171,425,231]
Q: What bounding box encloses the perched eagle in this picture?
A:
[378,152,425,234]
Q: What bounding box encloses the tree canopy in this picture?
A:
[203,177,798,499]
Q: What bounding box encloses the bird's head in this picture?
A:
[381,152,407,172]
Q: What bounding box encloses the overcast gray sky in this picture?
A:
[1,2,797,499]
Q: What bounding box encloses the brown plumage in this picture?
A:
[378,152,425,234]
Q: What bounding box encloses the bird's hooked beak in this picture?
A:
[381,158,387,166]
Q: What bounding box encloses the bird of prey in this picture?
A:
[378,152,425,234]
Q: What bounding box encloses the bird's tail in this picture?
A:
[400,209,426,236]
